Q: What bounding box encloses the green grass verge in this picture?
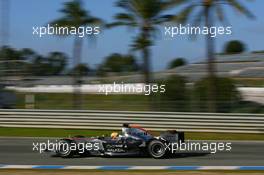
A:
[15,92,264,113]
[16,93,150,111]
[0,127,263,140]
[185,132,264,141]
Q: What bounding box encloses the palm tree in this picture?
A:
[50,0,102,109]
[171,0,254,112]
[130,35,153,82]
[110,0,175,84]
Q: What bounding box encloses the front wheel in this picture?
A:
[56,139,75,158]
[148,140,166,159]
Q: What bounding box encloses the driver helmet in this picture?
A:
[111,132,119,139]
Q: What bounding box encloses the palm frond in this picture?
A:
[131,35,153,51]
[115,13,136,23]
[106,21,137,29]
[50,0,103,31]
[226,0,255,18]
[50,18,71,27]
[166,0,190,8]
[174,4,196,24]
[153,14,175,24]
[85,16,104,26]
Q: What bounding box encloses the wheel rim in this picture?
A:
[58,141,70,156]
[151,143,164,157]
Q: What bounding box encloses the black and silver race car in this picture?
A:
[53,124,184,159]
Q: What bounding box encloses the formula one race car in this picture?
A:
[53,124,184,159]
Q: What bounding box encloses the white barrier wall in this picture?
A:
[0,109,263,133]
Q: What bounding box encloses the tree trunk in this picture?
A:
[204,6,217,112]
[142,46,150,84]
[141,26,153,110]
[142,27,151,84]
[72,36,83,109]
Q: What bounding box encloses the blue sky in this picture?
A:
[8,0,264,71]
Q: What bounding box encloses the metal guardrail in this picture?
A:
[0,109,263,133]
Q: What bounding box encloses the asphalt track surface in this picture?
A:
[0,138,263,166]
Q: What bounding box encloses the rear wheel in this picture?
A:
[148,140,166,159]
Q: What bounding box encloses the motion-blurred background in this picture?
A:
[0,0,263,113]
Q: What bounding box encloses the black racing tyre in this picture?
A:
[56,139,75,158]
[148,140,166,159]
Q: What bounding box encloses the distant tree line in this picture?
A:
[0,39,250,77]
[0,46,140,76]
[0,46,68,76]
[97,53,139,76]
